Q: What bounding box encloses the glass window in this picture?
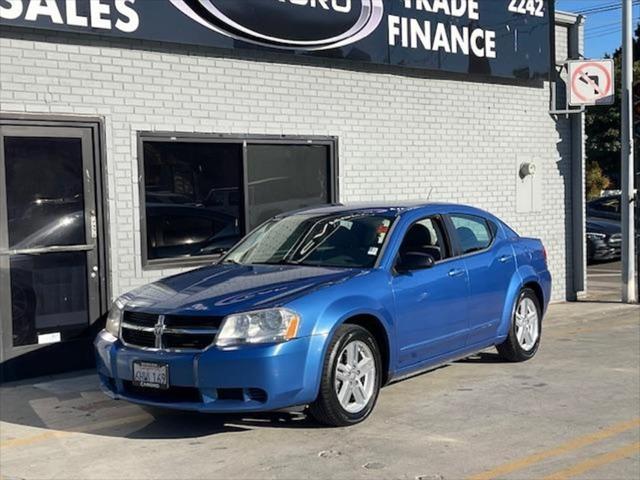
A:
[398,216,450,263]
[246,144,331,228]
[225,213,394,269]
[5,137,85,249]
[450,214,493,254]
[141,137,336,266]
[11,252,89,346]
[143,141,244,261]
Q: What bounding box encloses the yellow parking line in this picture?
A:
[542,441,640,480]
[467,418,640,480]
[0,412,151,449]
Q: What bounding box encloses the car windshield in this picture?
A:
[223,212,396,268]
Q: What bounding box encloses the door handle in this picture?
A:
[498,255,512,263]
[448,268,465,278]
[0,244,95,256]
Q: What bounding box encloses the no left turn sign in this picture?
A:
[568,59,615,106]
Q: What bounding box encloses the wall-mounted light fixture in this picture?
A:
[519,162,537,179]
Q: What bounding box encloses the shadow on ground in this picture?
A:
[0,371,325,440]
[456,351,503,364]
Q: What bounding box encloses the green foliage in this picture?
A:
[585,23,640,188]
[585,160,611,199]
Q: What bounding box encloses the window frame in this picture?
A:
[444,213,497,258]
[138,132,338,269]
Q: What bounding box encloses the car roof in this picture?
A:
[278,201,484,217]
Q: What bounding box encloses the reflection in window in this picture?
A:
[247,144,330,228]
[141,138,335,265]
[226,214,392,269]
[450,214,493,254]
[143,142,243,260]
[5,137,85,249]
[11,252,89,346]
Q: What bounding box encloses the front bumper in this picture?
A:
[588,237,621,262]
[94,331,326,412]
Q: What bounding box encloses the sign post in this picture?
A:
[621,0,637,303]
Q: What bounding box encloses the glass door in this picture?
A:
[0,125,102,380]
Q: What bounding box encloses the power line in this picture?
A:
[577,0,640,15]
[586,28,622,39]
[587,20,626,31]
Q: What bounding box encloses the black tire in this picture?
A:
[309,324,382,427]
[496,288,542,362]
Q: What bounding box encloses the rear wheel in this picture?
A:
[496,288,541,362]
[309,325,381,427]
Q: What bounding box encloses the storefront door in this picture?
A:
[0,124,104,381]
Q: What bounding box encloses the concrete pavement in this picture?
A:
[1,301,638,480]
[587,261,623,302]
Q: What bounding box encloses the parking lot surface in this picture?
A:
[1,301,639,480]
[587,261,623,302]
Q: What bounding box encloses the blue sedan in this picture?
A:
[95,203,551,426]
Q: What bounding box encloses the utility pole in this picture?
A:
[621,0,637,303]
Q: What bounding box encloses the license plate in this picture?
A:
[132,361,169,390]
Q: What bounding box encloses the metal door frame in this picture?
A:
[0,115,109,370]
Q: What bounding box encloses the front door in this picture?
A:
[0,125,103,381]
[391,216,470,367]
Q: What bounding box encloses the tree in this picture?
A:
[585,23,640,189]
[585,160,611,199]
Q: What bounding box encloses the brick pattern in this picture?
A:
[0,26,577,302]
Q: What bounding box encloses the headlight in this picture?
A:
[587,232,606,240]
[105,298,126,337]
[215,308,300,347]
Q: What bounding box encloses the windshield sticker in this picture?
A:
[376,221,390,243]
[368,246,379,256]
[339,220,353,230]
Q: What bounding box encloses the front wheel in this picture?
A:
[309,325,381,427]
[496,288,542,362]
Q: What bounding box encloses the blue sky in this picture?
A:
[556,0,640,58]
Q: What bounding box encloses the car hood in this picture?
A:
[586,217,620,235]
[121,263,361,316]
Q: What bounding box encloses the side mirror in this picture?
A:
[396,252,435,273]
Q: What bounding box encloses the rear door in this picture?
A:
[446,214,516,346]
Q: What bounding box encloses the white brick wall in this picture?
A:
[0,27,578,302]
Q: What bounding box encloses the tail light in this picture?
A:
[542,245,548,264]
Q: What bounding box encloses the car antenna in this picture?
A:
[426,187,433,201]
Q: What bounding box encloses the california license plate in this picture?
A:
[132,361,169,389]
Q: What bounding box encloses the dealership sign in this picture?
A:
[0,0,553,80]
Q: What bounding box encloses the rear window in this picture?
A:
[450,214,494,254]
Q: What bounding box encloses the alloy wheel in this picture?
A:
[334,340,376,413]
[514,297,539,351]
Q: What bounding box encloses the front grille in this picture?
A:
[120,310,221,351]
[123,311,158,327]
[164,315,224,329]
[163,333,216,350]
[122,381,202,403]
[122,328,155,348]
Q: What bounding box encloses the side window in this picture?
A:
[398,216,450,263]
[450,214,493,254]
